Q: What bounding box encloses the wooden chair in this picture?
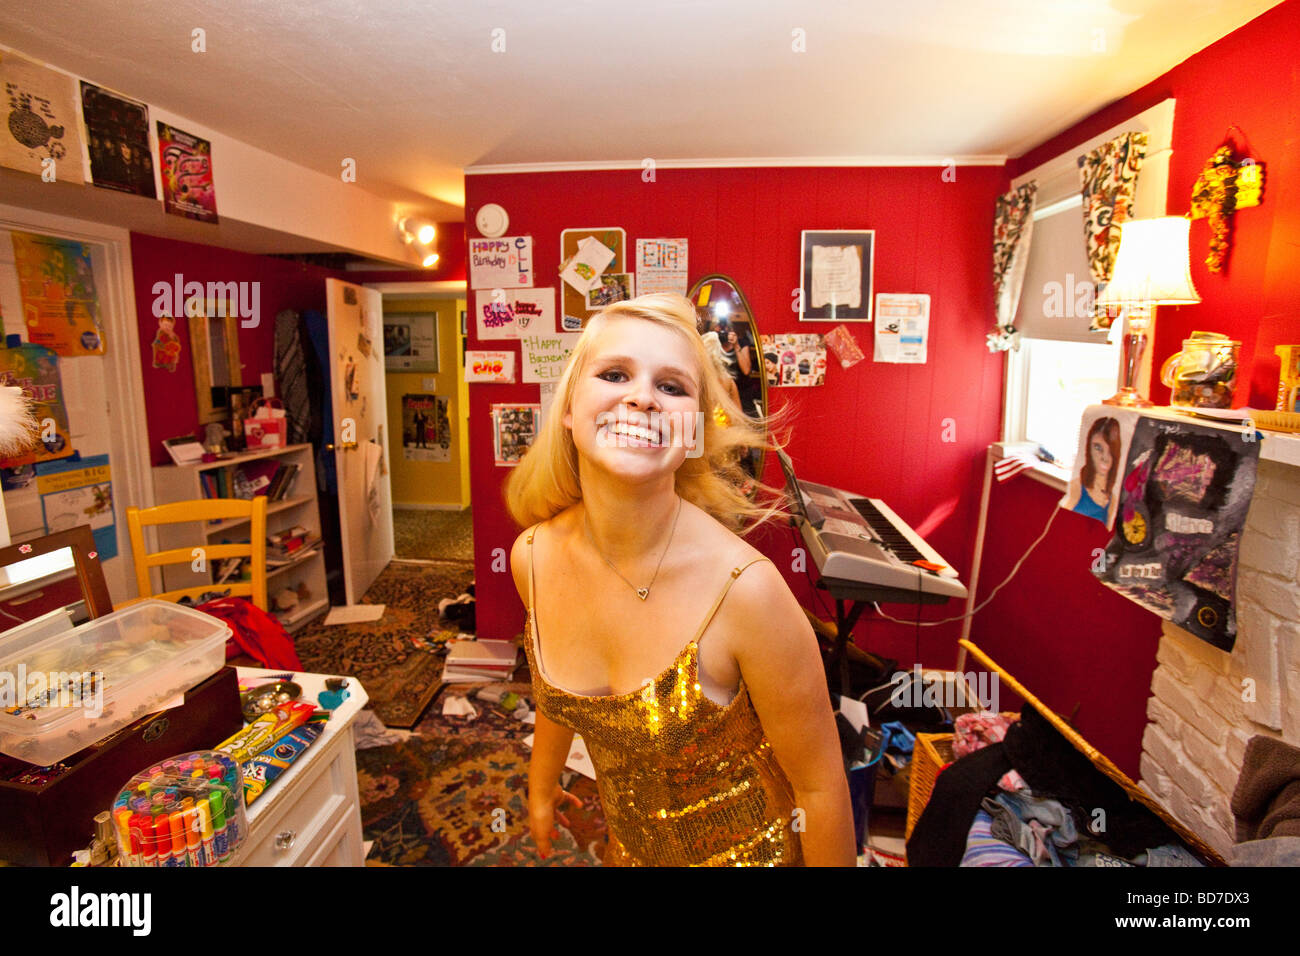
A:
[124,498,268,611]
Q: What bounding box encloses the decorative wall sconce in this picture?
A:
[1189,133,1265,274]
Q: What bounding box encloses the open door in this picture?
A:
[325,278,395,604]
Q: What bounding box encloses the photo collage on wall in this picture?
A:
[760,334,827,387]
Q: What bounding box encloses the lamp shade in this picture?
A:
[1095,216,1201,306]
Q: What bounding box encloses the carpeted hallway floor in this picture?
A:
[393,507,474,562]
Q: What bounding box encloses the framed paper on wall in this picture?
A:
[799,230,875,323]
[383,313,438,372]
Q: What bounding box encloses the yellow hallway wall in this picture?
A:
[384,298,469,508]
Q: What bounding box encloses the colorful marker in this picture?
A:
[209,791,229,863]
[169,810,188,867]
[136,814,156,866]
[197,799,215,865]
[153,815,173,867]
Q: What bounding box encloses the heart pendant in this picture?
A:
[636,588,649,601]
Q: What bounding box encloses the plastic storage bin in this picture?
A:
[0,600,230,766]
[112,749,247,866]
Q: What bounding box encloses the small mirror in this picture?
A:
[0,527,113,638]
[188,301,243,424]
[687,274,768,480]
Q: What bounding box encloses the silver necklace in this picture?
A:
[583,496,682,601]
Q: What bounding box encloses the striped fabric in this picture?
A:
[994,455,1035,482]
[960,809,1034,867]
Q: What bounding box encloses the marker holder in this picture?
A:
[111,750,247,867]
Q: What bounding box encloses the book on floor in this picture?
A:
[442,639,518,682]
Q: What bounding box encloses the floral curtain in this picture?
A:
[987,182,1038,352]
[1078,131,1147,328]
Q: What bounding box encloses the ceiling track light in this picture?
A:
[398,216,437,247]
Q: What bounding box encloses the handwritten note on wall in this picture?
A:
[521,333,581,383]
[465,350,516,383]
[469,236,534,290]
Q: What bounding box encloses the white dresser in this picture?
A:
[236,668,369,866]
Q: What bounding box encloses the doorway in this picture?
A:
[366,282,470,565]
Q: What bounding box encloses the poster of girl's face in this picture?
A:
[1060,406,1138,529]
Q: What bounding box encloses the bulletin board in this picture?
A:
[559,227,626,325]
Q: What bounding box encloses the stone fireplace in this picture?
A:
[1139,438,1300,860]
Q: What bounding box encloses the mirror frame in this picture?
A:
[189,306,243,424]
[687,273,769,424]
[0,525,114,623]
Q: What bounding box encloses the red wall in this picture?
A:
[465,166,1007,671]
[1011,0,1300,411]
[977,0,1300,777]
[129,233,343,465]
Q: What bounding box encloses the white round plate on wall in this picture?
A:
[475,203,509,237]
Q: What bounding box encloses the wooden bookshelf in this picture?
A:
[151,443,329,633]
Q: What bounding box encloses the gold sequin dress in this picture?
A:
[524,526,803,866]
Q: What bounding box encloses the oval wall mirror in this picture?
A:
[686,274,767,481]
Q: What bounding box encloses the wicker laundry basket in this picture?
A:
[903,639,1225,865]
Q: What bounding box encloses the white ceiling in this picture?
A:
[0,0,1282,222]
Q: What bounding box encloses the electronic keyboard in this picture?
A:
[793,477,969,601]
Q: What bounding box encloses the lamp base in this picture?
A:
[1102,387,1153,408]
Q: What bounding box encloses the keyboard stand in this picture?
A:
[816,576,950,697]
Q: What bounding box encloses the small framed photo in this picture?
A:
[799,230,875,323]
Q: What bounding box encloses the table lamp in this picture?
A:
[1097,217,1201,407]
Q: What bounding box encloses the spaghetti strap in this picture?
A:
[691,557,772,644]
[525,524,539,611]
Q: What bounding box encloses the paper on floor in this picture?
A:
[523,731,595,780]
[442,695,478,720]
[324,604,386,625]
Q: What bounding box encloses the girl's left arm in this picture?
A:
[730,561,857,866]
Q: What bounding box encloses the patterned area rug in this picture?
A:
[358,704,608,866]
[294,560,474,726]
[393,507,474,562]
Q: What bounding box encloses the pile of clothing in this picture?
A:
[438,581,476,633]
[908,705,1205,867]
[1230,735,1300,866]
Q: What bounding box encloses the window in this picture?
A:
[1002,99,1175,471]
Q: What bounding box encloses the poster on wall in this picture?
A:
[635,238,688,296]
[1060,406,1140,529]
[400,394,450,462]
[80,81,156,198]
[0,342,75,469]
[492,404,540,467]
[0,50,85,183]
[759,334,826,387]
[11,231,106,356]
[873,293,930,364]
[799,230,874,323]
[36,453,117,560]
[465,350,515,383]
[383,313,438,371]
[469,236,533,290]
[157,121,219,223]
[520,332,580,383]
[1090,414,1260,652]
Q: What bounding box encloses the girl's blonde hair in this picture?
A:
[504,293,789,534]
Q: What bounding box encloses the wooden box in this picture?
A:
[0,666,243,866]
